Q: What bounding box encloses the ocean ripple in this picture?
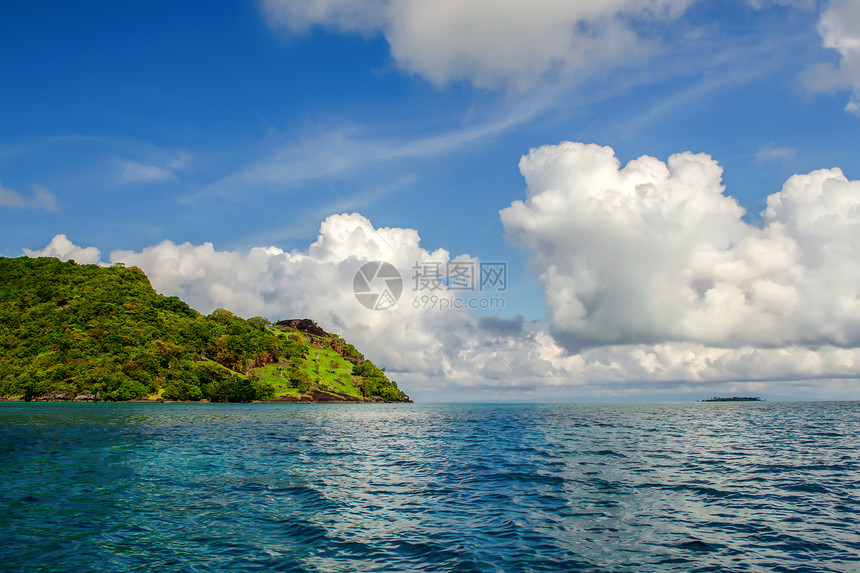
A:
[1,401,858,572]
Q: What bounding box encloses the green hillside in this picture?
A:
[0,257,409,403]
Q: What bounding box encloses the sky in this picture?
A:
[3,0,860,402]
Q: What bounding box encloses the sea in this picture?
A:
[0,401,858,572]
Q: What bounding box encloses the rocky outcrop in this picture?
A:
[25,392,101,402]
[307,390,366,402]
[36,392,74,401]
[247,350,280,371]
[275,319,328,338]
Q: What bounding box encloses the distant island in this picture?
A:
[0,257,410,403]
[700,396,763,402]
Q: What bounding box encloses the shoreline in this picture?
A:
[0,394,413,405]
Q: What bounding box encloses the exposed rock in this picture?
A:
[270,394,303,403]
[36,392,74,402]
[74,393,96,402]
[248,350,279,370]
[275,318,328,338]
[308,390,366,402]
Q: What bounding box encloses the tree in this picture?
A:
[248,316,272,330]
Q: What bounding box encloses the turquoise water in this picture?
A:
[1,401,858,572]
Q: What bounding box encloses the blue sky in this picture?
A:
[4,1,860,401]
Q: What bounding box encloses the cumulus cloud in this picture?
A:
[806,0,860,114]
[0,182,58,212]
[22,234,101,264]
[261,0,692,88]
[501,141,860,351]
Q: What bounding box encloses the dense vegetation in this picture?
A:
[0,257,408,402]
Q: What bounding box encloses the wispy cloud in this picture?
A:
[193,19,805,209]
[619,25,814,137]
[190,93,552,203]
[755,142,796,163]
[0,135,193,194]
[0,182,58,212]
[746,0,815,9]
[118,161,176,184]
[116,153,189,185]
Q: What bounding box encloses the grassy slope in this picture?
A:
[255,329,368,399]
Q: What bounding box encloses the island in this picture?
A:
[0,256,410,403]
[700,396,763,402]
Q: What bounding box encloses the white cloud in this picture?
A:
[806,0,860,114]
[501,141,860,351]
[22,234,101,264]
[0,182,58,212]
[261,0,693,89]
